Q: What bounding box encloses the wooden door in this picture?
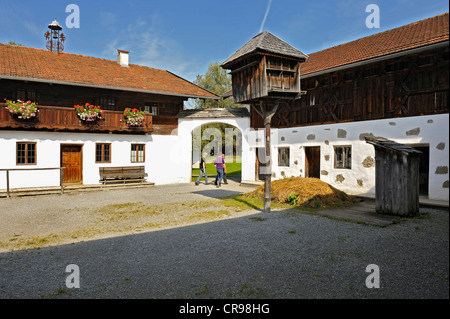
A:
[305,146,320,178]
[61,145,83,184]
[414,146,429,196]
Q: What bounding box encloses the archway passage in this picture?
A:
[191,122,243,184]
[176,107,252,185]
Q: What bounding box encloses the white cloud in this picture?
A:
[24,21,41,37]
[100,12,118,30]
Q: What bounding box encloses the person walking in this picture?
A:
[214,153,228,185]
[222,154,228,184]
[213,152,226,188]
[195,152,208,185]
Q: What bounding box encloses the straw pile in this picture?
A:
[245,177,356,209]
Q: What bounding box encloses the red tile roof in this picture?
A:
[301,12,449,75]
[0,44,218,99]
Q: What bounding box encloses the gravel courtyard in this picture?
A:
[0,182,448,299]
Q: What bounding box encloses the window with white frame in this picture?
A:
[131,144,145,163]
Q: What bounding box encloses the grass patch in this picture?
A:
[0,234,60,251]
[221,194,290,211]
[0,199,255,252]
[192,162,242,177]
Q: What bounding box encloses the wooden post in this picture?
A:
[60,167,64,195]
[6,170,10,198]
[252,100,280,213]
[264,122,271,212]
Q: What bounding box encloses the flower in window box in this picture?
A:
[4,99,39,119]
[74,103,104,122]
[122,108,145,127]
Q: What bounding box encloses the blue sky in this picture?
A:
[0,0,448,82]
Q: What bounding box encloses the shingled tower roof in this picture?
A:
[221,30,308,69]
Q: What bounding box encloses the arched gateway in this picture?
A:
[175,107,256,184]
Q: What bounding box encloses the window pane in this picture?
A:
[17,89,26,101]
[17,143,25,164]
[344,147,351,169]
[27,143,35,164]
[96,144,102,162]
[138,145,144,162]
[27,90,36,102]
[103,144,110,162]
[335,148,343,168]
[131,145,137,162]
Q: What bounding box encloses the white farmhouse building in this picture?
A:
[1,13,448,202]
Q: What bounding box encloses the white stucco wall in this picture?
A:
[260,114,448,201]
[0,130,189,189]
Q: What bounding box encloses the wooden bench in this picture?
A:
[99,166,148,185]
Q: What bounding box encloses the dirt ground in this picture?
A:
[0,181,259,252]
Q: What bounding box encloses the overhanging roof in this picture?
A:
[0,44,219,100]
[221,30,308,69]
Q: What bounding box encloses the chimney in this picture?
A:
[117,49,129,67]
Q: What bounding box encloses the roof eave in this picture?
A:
[0,75,220,100]
[302,40,449,79]
[221,50,308,70]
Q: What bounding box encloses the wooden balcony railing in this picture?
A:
[0,104,152,134]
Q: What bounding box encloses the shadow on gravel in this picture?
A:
[191,189,245,200]
[0,205,448,300]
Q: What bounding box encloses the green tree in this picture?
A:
[192,61,240,109]
[192,123,242,158]
[6,41,22,46]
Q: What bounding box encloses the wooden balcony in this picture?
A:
[0,104,152,134]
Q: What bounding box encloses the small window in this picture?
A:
[334,146,352,169]
[278,147,290,167]
[16,89,36,102]
[309,93,315,106]
[17,142,36,165]
[99,97,116,110]
[131,144,145,163]
[96,143,111,163]
[145,102,158,116]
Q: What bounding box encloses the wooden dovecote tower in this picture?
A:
[220,30,308,104]
[221,31,308,212]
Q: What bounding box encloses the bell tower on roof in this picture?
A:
[44,18,65,53]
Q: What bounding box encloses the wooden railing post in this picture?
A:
[60,167,64,195]
[1,167,66,198]
[6,170,10,198]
